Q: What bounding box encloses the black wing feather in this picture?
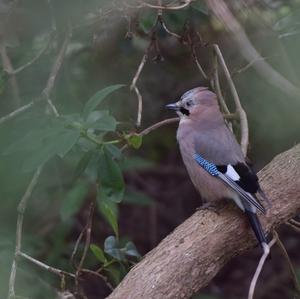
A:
[217,162,259,193]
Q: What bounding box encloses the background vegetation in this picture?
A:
[0,0,300,298]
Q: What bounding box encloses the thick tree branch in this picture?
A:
[206,0,300,99]
[107,144,300,299]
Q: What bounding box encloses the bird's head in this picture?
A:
[165,87,218,119]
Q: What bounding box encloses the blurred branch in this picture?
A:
[75,201,95,295]
[159,18,182,39]
[139,117,179,136]
[18,251,75,278]
[7,25,72,299]
[4,32,54,76]
[232,55,272,77]
[139,0,194,10]
[274,231,300,298]
[0,101,35,125]
[248,237,276,299]
[0,42,21,107]
[106,144,300,299]
[191,45,208,80]
[206,0,300,99]
[80,269,114,291]
[213,44,249,156]
[7,166,43,299]
[121,117,179,152]
[130,46,149,128]
[289,219,300,228]
[0,27,71,124]
[211,49,231,118]
[42,26,72,117]
[286,221,300,233]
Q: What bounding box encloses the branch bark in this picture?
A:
[107,143,300,299]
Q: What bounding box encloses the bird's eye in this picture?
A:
[186,100,192,107]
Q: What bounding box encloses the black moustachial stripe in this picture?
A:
[217,162,259,194]
[180,107,190,116]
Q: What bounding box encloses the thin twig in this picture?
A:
[248,237,276,299]
[232,56,271,76]
[159,16,182,40]
[0,42,21,107]
[139,117,179,136]
[0,0,21,108]
[5,33,54,76]
[77,201,95,271]
[274,231,300,298]
[130,52,148,128]
[7,166,43,299]
[157,0,163,17]
[7,23,72,299]
[133,86,143,128]
[223,113,238,120]
[286,221,300,233]
[70,227,86,269]
[121,117,179,152]
[19,251,75,278]
[47,0,57,31]
[0,101,35,125]
[140,0,193,10]
[191,46,208,80]
[42,27,72,117]
[130,53,148,92]
[80,269,114,291]
[289,219,300,228]
[0,28,71,124]
[206,0,300,99]
[213,44,249,155]
[74,201,95,295]
[211,51,230,115]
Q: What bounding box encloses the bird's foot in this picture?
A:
[196,202,222,215]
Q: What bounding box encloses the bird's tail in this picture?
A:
[245,210,269,254]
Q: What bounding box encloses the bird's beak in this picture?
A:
[165,102,179,111]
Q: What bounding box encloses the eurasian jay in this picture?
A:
[166,87,269,254]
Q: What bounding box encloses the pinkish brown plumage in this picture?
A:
[166,87,269,253]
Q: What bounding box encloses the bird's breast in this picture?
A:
[177,125,233,202]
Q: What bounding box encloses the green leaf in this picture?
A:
[105,144,122,160]
[126,134,142,149]
[85,111,117,132]
[98,199,119,237]
[3,128,50,155]
[104,236,125,261]
[22,128,80,172]
[57,130,80,158]
[191,1,208,15]
[139,11,157,33]
[105,264,123,285]
[90,244,107,263]
[72,150,95,181]
[123,190,154,206]
[98,147,125,203]
[3,116,80,172]
[82,84,125,119]
[60,184,88,221]
[273,10,300,32]
[125,241,141,258]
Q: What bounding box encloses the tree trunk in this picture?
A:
[107,144,300,299]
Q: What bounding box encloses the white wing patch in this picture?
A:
[226,165,240,181]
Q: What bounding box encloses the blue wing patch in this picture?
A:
[193,153,266,214]
[193,153,219,176]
